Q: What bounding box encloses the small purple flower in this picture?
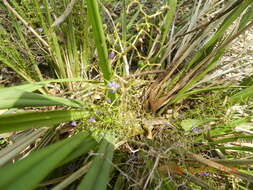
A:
[95,111,102,115]
[107,98,112,104]
[109,51,116,59]
[89,117,96,123]
[108,81,120,93]
[192,127,201,133]
[199,172,209,177]
[69,121,77,127]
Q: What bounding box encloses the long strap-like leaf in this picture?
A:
[77,137,114,190]
[86,0,112,82]
[0,132,95,190]
[0,88,85,109]
[0,110,88,133]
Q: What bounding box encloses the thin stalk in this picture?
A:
[121,0,129,75]
[86,0,112,83]
[100,1,129,76]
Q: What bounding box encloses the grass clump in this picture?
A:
[0,0,253,189]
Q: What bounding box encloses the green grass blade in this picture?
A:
[121,0,127,46]
[12,18,44,81]
[32,0,48,33]
[113,175,125,190]
[77,137,115,190]
[240,75,253,86]
[238,5,253,30]
[194,116,253,142]
[160,0,177,46]
[59,136,98,166]
[10,78,101,92]
[0,26,37,83]
[217,146,253,153]
[86,0,112,82]
[0,128,47,167]
[161,179,177,190]
[171,50,225,104]
[0,88,85,109]
[209,135,253,145]
[0,110,89,133]
[126,9,140,30]
[41,0,67,80]
[229,85,253,104]
[10,82,49,92]
[186,0,252,71]
[0,132,92,190]
[170,0,253,104]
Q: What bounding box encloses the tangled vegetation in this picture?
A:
[0,0,253,189]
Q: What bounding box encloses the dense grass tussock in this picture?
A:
[0,0,253,189]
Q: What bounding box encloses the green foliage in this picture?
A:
[229,85,253,104]
[171,0,253,104]
[239,4,253,30]
[86,0,112,83]
[0,110,89,133]
[9,78,99,92]
[78,137,115,190]
[0,87,85,109]
[181,119,203,132]
[0,0,253,189]
[0,132,96,190]
[145,0,253,112]
[1,0,96,88]
[0,25,41,82]
[240,75,253,86]
[156,0,177,64]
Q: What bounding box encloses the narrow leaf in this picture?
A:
[230,85,253,104]
[0,88,84,109]
[86,0,112,82]
[77,138,114,190]
[0,128,47,166]
[239,5,253,30]
[161,0,177,45]
[0,110,88,133]
[59,137,98,166]
[0,132,93,190]
[7,78,98,92]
